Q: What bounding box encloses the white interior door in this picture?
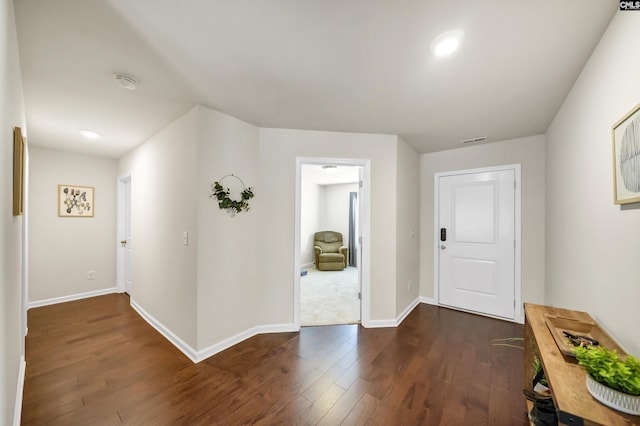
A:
[356,167,363,319]
[124,178,132,294]
[438,169,516,319]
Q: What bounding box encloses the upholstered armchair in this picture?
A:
[313,231,348,271]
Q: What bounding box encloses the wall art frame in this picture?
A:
[612,101,640,205]
[13,127,25,216]
[58,184,94,217]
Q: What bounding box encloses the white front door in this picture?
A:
[437,168,516,319]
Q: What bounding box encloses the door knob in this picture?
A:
[120,240,127,247]
[440,245,446,249]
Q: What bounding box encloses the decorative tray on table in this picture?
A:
[544,314,604,357]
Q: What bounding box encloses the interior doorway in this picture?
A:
[117,174,132,295]
[294,158,371,328]
[299,164,360,326]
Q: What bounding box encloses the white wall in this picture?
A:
[195,106,260,350]
[0,0,26,423]
[300,167,322,265]
[420,135,546,307]
[118,107,199,349]
[546,12,640,356]
[323,182,358,244]
[259,129,399,322]
[29,147,117,302]
[396,138,420,313]
[118,106,406,354]
[118,105,262,353]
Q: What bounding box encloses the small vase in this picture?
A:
[585,374,640,416]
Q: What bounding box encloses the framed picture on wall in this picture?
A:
[58,185,94,217]
[13,127,25,216]
[612,101,640,205]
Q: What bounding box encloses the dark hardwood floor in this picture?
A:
[22,294,528,425]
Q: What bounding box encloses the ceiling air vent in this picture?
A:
[460,136,488,144]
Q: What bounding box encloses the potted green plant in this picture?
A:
[575,346,640,416]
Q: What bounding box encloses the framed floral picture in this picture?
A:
[58,185,94,217]
[613,101,640,204]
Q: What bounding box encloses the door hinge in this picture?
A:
[514,180,516,190]
[359,180,363,188]
[358,236,362,244]
[358,292,362,300]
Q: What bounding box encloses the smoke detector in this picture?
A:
[113,73,138,90]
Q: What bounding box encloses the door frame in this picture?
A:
[294,157,371,328]
[433,164,522,323]
[22,145,30,352]
[116,173,132,294]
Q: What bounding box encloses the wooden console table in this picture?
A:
[524,303,637,425]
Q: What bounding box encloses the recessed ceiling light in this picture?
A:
[430,30,464,57]
[113,73,138,90]
[80,129,101,140]
[322,165,338,174]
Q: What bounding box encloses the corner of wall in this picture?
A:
[395,137,420,317]
[195,105,261,351]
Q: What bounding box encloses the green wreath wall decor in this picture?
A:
[210,174,254,216]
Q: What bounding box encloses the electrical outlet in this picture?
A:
[87,271,95,280]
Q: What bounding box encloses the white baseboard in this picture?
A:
[130,298,297,364]
[13,356,25,426]
[396,297,421,325]
[195,323,297,362]
[257,323,298,334]
[362,297,424,329]
[362,318,397,328]
[420,296,436,305]
[195,327,258,362]
[130,299,198,363]
[28,287,118,309]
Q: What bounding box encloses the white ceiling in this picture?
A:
[14,0,618,158]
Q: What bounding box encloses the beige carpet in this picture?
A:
[300,266,360,326]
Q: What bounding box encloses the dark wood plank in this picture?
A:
[22,294,528,425]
